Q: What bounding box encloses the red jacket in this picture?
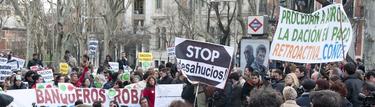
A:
[141,87,155,107]
[74,67,89,87]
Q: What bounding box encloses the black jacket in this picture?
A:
[344,74,363,107]
[158,76,173,84]
[27,59,43,69]
[118,59,129,70]
[11,83,27,89]
[272,79,285,94]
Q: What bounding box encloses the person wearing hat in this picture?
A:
[296,79,316,107]
[11,75,27,89]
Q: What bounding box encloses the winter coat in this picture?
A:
[27,59,43,69]
[296,92,311,107]
[142,87,155,107]
[281,100,300,107]
[158,76,173,84]
[341,97,353,107]
[344,74,363,107]
[225,81,243,107]
[11,83,27,89]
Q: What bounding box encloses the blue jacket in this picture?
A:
[296,92,311,107]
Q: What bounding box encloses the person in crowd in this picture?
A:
[70,73,79,86]
[27,53,43,69]
[225,72,243,107]
[109,100,119,107]
[171,71,186,84]
[343,62,363,107]
[285,73,300,90]
[248,87,283,107]
[315,79,330,91]
[31,74,43,89]
[181,78,195,106]
[140,97,149,107]
[169,100,189,107]
[118,52,129,70]
[64,50,78,69]
[242,71,262,105]
[296,65,307,82]
[75,100,83,106]
[271,68,285,94]
[310,90,342,107]
[103,71,113,89]
[104,55,112,68]
[158,68,173,84]
[112,80,123,90]
[1,77,11,91]
[281,86,300,107]
[296,79,316,107]
[131,75,141,83]
[54,75,65,87]
[365,71,375,84]
[82,78,92,88]
[330,80,353,107]
[92,100,103,107]
[25,71,36,88]
[12,75,27,89]
[141,76,157,107]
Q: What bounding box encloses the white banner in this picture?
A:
[269,4,353,63]
[155,84,184,107]
[175,38,234,89]
[3,87,142,107]
[37,69,54,82]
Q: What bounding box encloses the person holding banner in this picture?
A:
[141,76,157,107]
[27,53,43,69]
[11,75,27,89]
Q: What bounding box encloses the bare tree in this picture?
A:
[101,0,132,62]
[212,1,237,45]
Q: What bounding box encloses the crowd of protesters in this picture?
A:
[0,50,374,107]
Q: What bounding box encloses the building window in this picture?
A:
[133,20,144,34]
[134,0,144,14]
[156,0,162,9]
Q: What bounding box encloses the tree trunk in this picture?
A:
[364,0,375,71]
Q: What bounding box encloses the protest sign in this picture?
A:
[0,64,12,82]
[108,62,119,72]
[37,69,54,82]
[4,87,142,107]
[167,47,176,56]
[155,84,184,107]
[175,37,234,89]
[138,52,153,62]
[59,63,69,75]
[0,57,7,64]
[240,39,270,73]
[269,4,353,63]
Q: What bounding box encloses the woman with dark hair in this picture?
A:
[315,79,330,91]
[82,78,92,88]
[31,74,43,89]
[104,55,113,68]
[330,81,353,107]
[141,76,157,107]
[54,75,65,87]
